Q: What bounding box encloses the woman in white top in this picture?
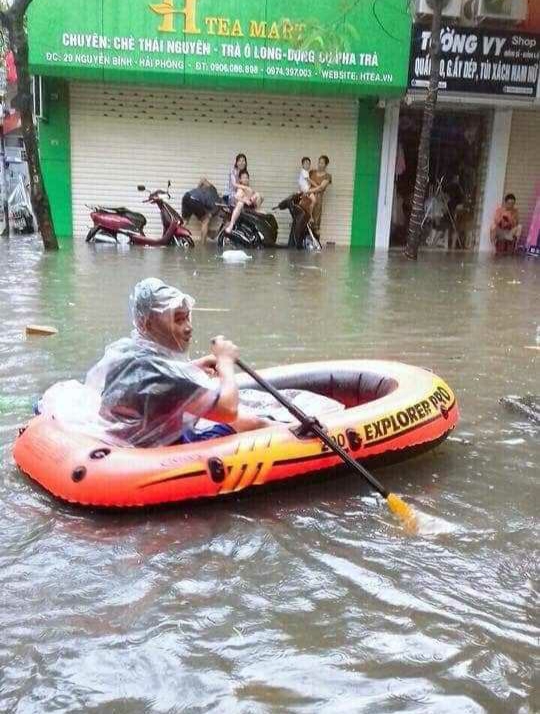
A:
[227,153,248,205]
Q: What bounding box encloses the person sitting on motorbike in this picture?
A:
[224,169,264,237]
[227,153,248,206]
[85,278,272,447]
[181,178,220,243]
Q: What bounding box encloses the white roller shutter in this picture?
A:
[505,110,540,230]
[70,82,358,244]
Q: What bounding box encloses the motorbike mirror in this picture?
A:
[137,185,146,192]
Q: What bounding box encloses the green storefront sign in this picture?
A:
[28,0,411,96]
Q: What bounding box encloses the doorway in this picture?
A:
[391,108,490,250]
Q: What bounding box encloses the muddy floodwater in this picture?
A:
[0,237,538,714]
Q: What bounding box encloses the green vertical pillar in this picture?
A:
[38,78,73,239]
[350,102,384,248]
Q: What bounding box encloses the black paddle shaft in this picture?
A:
[235,358,390,499]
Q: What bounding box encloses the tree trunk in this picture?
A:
[2,8,58,250]
[404,0,443,261]
[0,114,9,236]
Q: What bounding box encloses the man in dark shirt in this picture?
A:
[181,178,220,243]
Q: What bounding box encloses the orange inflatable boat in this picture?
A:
[13,360,459,508]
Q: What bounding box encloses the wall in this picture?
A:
[351,103,384,248]
[38,79,73,238]
[521,1,540,33]
[504,109,540,235]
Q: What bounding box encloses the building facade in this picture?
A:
[376,0,540,252]
[27,0,413,246]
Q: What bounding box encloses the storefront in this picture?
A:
[26,0,412,245]
[376,22,540,251]
[390,106,491,250]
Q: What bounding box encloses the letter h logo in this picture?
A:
[149,0,200,35]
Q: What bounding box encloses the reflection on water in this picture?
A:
[0,237,538,713]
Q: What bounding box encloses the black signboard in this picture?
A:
[409,24,540,97]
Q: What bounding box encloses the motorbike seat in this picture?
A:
[95,205,129,214]
[96,207,146,228]
[216,202,231,215]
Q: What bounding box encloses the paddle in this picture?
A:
[236,358,418,532]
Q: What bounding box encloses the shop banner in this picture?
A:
[409,24,540,97]
[27,0,411,96]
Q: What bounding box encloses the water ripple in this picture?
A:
[0,242,538,713]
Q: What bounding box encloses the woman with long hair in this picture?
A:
[227,153,248,205]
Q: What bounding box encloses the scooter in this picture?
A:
[86,183,194,247]
[276,193,322,251]
[214,201,278,249]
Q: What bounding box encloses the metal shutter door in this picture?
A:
[70,83,358,244]
[505,110,540,229]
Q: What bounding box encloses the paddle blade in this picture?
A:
[387,493,418,534]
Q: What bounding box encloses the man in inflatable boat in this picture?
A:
[82,278,342,448]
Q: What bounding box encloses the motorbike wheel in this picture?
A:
[174,236,194,248]
[23,215,35,234]
[217,230,231,248]
[304,235,322,252]
[235,227,256,248]
[86,226,100,243]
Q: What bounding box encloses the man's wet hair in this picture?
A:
[319,155,330,166]
[505,193,516,202]
[301,157,311,165]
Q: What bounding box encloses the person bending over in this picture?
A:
[181,178,220,243]
[224,169,263,237]
[86,278,271,447]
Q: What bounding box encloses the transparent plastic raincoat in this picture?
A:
[39,278,344,447]
[83,278,219,447]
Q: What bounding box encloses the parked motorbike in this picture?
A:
[86,183,194,247]
[214,201,278,249]
[9,177,35,234]
[276,193,322,251]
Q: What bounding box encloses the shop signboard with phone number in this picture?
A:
[409,24,540,97]
[27,0,411,97]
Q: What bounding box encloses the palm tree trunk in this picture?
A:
[1,2,58,250]
[404,0,443,260]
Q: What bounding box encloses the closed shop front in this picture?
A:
[27,0,413,247]
[70,83,358,243]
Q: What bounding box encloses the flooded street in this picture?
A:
[0,237,538,713]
